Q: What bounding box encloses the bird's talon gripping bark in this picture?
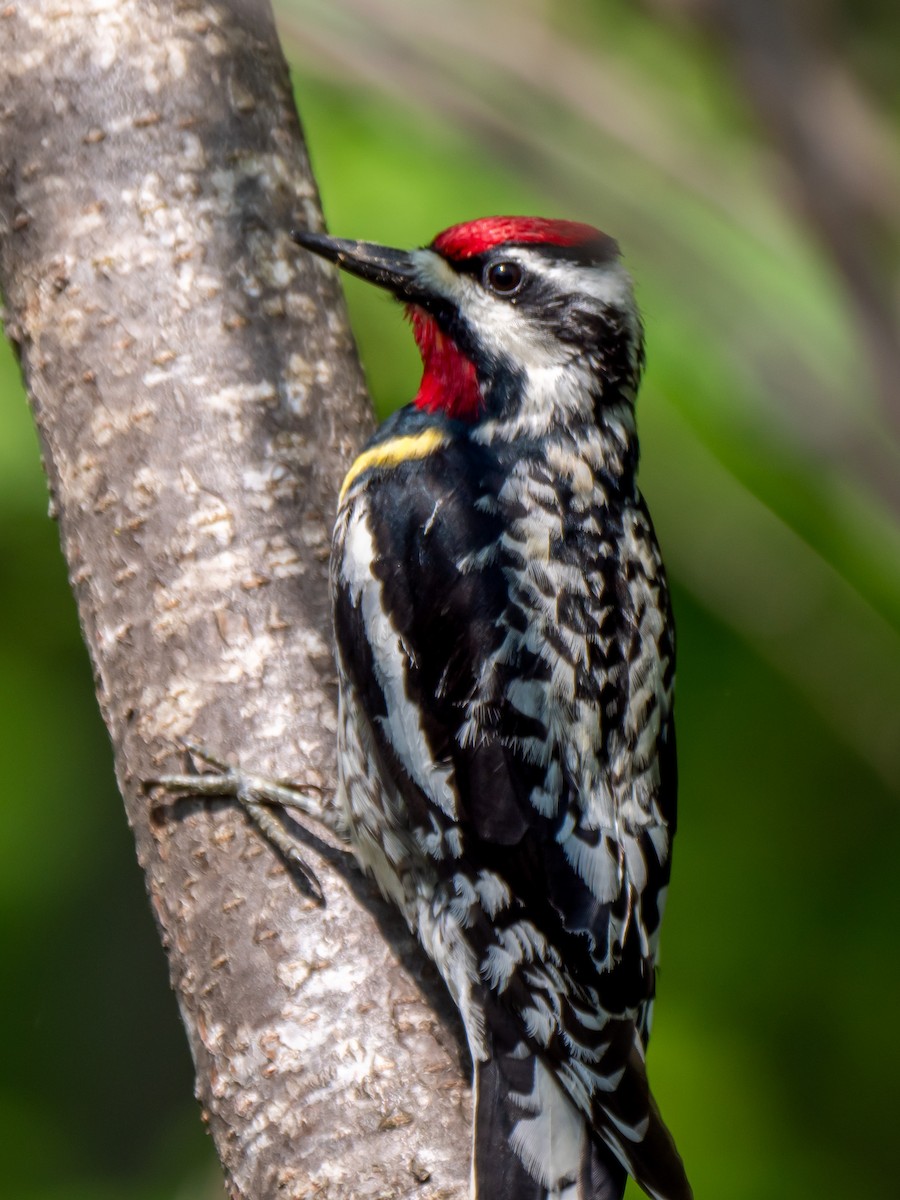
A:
[146,742,329,905]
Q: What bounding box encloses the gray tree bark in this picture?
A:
[0,2,469,1197]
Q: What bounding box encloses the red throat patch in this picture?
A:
[432,216,607,260]
[408,306,482,422]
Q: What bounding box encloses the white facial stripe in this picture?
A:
[411,247,467,300]
[532,254,636,312]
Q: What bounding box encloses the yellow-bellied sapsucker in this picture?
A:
[293,217,690,1200]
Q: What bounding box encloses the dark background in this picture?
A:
[2,2,898,1197]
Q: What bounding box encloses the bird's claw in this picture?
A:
[146,740,330,906]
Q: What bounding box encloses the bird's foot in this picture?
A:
[147,740,337,905]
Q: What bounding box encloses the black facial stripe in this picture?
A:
[439,251,489,283]
[530,238,620,267]
[499,275,632,353]
[534,287,627,342]
[409,289,463,329]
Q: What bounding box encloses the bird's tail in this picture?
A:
[473,1046,627,1200]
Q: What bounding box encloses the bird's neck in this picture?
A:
[409,309,640,487]
[475,362,640,487]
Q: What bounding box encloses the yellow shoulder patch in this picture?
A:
[339,427,448,503]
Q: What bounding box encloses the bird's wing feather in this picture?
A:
[336,439,674,986]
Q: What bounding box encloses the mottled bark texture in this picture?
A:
[0,2,469,1197]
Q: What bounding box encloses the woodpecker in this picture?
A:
[293,216,690,1200]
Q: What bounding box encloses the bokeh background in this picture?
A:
[2,1,899,1197]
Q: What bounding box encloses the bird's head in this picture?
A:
[292,216,644,434]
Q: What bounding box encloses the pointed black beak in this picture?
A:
[291,229,422,300]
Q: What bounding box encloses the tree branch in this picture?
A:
[0,2,469,1196]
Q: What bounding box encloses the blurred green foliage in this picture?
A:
[2,2,898,1198]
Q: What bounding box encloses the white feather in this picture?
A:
[509,1058,587,1192]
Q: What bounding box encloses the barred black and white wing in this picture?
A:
[331,407,689,1200]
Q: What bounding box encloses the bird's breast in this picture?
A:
[465,434,671,820]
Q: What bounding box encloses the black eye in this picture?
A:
[484,260,524,296]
